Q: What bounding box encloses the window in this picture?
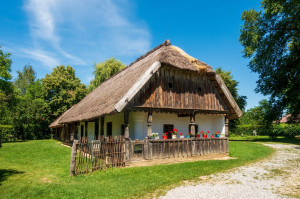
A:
[107,122,112,137]
[189,124,199,134]
[163,124,174,139]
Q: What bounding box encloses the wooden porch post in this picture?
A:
[147,111,153,138]
[225,117,229,137]
[124,110,129,139]
[190,112,196,137]
[100,117,104,136]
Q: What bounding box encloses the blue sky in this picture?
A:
[0,0,265,109]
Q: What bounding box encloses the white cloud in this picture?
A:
[22,0,151,68]
[19,48,61,68]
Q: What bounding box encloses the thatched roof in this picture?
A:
[57,40,242,124]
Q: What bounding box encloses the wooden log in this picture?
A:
[147,111,153,137]
[124,110,130,139]
[225,117,229,138]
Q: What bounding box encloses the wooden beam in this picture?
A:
[147,111,153,137]
[69,139,78,176]
[190,112,196,137]
[94,118,99,139]
[124,110,129,139]
[114,61,161,112]
[225,117,229,137]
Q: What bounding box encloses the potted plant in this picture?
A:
[186,132,191,138]
[196,132,201,138]
[172,128,178,139]
[203,131,208,138]
[152,133,159,139]
[215,131,220,138]
[179,132,184,138]
[162,132,168,139]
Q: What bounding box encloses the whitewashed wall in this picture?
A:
[76,111,225,140]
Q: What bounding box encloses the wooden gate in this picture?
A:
[70,136,125,175]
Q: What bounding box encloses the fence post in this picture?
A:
[70,139,79,176]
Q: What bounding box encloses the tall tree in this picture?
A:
[88,58,125,92]
[13,65,50,139]
[0,46,14,124]
[216,67,247,129]
[42,65,87,120]
[239,0,300,122]
[15,65,36,95]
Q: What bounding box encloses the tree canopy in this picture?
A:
[0,46,14,124]
[42,65,87,120]
[239,0,300,122]
[88,58,125,92]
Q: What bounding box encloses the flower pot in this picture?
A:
[180,135,184,139]
[163,136,167,139]
[211,135,214,138]
[196,134,201,138]
[215,134,220,138]
[186,135,190,138]
[203,135,207,138]
[155,136,159,140]
[172,135,177,139]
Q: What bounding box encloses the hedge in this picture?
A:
[231,123,300,138]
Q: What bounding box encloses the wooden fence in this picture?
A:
[70,136,125,176]
[127,138,228,161]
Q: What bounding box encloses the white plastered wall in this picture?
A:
[129,112,225,139]
[76,111,225,140]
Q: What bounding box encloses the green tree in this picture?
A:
[13,65,51,140]
[14,65,36,95]
[88,58,125,92]
[239,0,300,122]
[0,46,14,124]
[42,65,87,120]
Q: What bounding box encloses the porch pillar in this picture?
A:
[225,117,229,137]
[100,117,104,136]
[147,111,153,138]
[190,112,196,137]
[124,110,129,139]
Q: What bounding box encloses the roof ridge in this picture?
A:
[128,40,171,67]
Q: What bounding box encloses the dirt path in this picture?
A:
[160,143,300,199]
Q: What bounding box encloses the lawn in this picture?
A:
[229,135,300,145]
[0,139,274,198]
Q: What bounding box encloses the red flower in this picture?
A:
[207,131,210,133]
[173,128,176,131]
[179,132,183,136]
[218,131,220,133]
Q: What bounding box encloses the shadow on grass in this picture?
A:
[0,169,25,185]
[230,136,300,145]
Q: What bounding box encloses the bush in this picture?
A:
[0,125,15,145]
[231,123,300,138]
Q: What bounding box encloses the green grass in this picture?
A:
[0,139,274,198]
[229,135,300,145]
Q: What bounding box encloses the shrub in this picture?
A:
[231,123,300,138]
[0,125,15,145]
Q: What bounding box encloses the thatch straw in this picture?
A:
[57,40,240,124]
